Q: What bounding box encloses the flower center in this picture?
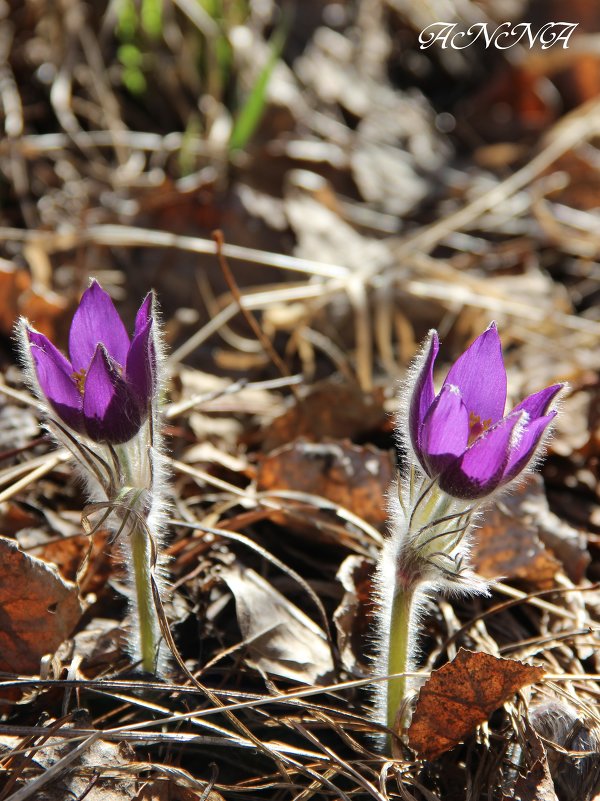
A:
[71,368,87,395]
[468,411,491,445]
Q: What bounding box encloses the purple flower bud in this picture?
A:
[409,323,562,500]
[25,280,156,444]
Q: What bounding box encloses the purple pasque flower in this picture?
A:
[409,323,562,500]
[25,280,155,444]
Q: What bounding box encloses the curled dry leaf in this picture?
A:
[408,648,545,761]
[333,554,375,675]
[55,617,122,671]
[508,759,560,801]
[501,716,559,801]
[221,564,334,684]
[0,536,82,673]
[256,439,393,529]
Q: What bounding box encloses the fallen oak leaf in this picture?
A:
[0,536,82,674]
[256,439,393,529]
[472,502,561,590]
[408,648,545,760]
[260,382,389,452]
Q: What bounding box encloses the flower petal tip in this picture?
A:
[69,280,130,371]
[134,291,154,335]
[127,315,155,407]
[408,327,441,461]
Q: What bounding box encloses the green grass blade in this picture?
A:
[228,25,286,153]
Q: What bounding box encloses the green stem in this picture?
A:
[130,519,158,673]
[387,585,415,734]
[115,439,159,674]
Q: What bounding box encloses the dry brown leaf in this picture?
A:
[408,649,545,760]
[285,182,391,272]
[0,536,82,673]
[256,439,393,529]
[472,503,561,590]
[136,775,225,801]
[508,759,559,801]
[55,617,122,671]
[221,564,334,683]
[501,716,559,801]
[0,259,67,339]
[502,475,590,583]
[11,717,136,801]
[0,502,40,536]
[16,521,111,591]
[261,382,389,452]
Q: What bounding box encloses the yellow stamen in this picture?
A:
[468,411,492,445]
[71,368,87,395]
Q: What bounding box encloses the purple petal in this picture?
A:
[83,345,142,444]
[420,384,469,476]
[69,280,130,372]
[438,412,523,499]
[409,330,439,458]
[512,384,563,418]
[502,412,556,483]
[443,322,507,426]
[134,292,153,337]
[27,328,84,432]
[28,328,73,375]
[126,317,154,410]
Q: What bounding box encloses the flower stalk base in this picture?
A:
[79,432,168,674]
[386,585,415,735]
[131,520,160,673]
[374,469,480,741]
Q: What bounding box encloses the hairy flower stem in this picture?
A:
[386,584,415,733]
[130,521,159,672]
[115,438,162,674]
[374,471,479,745]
